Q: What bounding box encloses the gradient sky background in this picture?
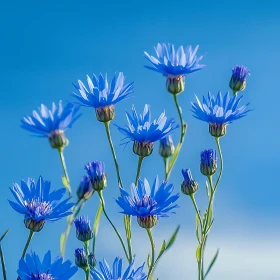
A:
[0,0,279,279]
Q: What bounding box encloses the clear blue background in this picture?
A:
[0,0,279,279]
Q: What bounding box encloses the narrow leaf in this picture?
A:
[124,215,131,240]
[195,214,200,243]
[92,203,103,253]
[62,176,70,192]
[0,229,8,280]
[158,240,166,259]
[205,181,210,199]
[147,253,151,269]
[204,249,219,278]
[196,244,201,262]
[60,232,66,256]
[0,229,9,242]
[166,225,180,250]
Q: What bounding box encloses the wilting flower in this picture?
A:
[74,216,93,242]
[21,101,80,149]
[9,176,74,232]
[144,43,206,94]
[159,135,175,158]
[191,91,250,137]
[116,104,178,157]
[73,72,134,122]
[17,251,77,279]
[181,169,198,196]
[74,248,88,268]
[85,161,107,191]
[116,177,179,229]
[90,256,147,280]
[229,65,250,94]
[77,176,94,200]
[200,149,217,176]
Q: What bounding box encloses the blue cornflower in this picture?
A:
[116,177,179,229]
[74,216,93,242]
[9,176,74,232]
[116,104,178,157]
[17,251,78,280]
[191,91,250,137]
[90,256,147,280]
[77,176,94,200]
[21,101,80,149]
[144,43,206,94]
[229,65,250,94]
[159,135,175,158]
[73,72,134,122]
[85,161,107,191]
[181,169,198,196]
[200,149,217,176]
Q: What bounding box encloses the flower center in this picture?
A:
[25,199,53,217]
[31,272,54,280]
[134,194,156,210]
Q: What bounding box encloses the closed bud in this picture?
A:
[181,169,198,195]
[229,65,250,95]
[137,215,157,229]
[209,123,227,138]
[95,105,115,122]
[166,76,185,95]
[77,176,94,201]
[74,216,93,242]
[75,248,88,268]
[200,149,217,176]
[24,218,45,232]
[159,135,175,158]
[133,141,154,157]
[88,253,96,268]
[48,130,68,149]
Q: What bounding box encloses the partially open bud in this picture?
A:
[85,161,107,191]
[75,248,88,268]
[133,141,154,157]
[48,130,68,149]
[74,216,93,242]
[24,218,45,232]
[229,65,250,95]
[209,123,227,138]
[181,169,198,195]
[159,135,175,158]
[200,149,217,176]
[77,176,94,201]
[137,215,157,229]
[166,76,185,95]
[95,105,115,122]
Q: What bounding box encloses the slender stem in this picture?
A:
[92,203,103,254]
[98,191,129,261]
[214,137,223,191]
[104,122,123,188]
[173,94,185,143]
[84,241,91,280]
[21,230,34,259]
[0,243,6,280]
[146,229,155,280]
[58,148,72,196]
[135,156,144,186]
[190,194,203,240]
[124,215,133,262]
[85,269,91,280]
[164,158,169,180]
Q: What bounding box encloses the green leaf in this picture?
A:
[124,215,131,240]
[205,181,210,199]
[158,240,166,259]
[204,249,219,278]
[147,253,151,269]
[195,214,200,243]
[0,229,9,242]
[60,232,66,255]
[166,225,180,250]
[196,244,201,262]
[92,203,103,253]
[62,176,70,192]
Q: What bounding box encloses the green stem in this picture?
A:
[104,122,123,188]
[92,203,103,254]
[214,137,223,191]
[98,191,129,261]
[164,158,169,180]
[135,156,144,186]
[58,148,72,196]
[166,94,187,179]
[21,230,34,259]
[146,229,155,280]
[124,215,133,262]
[190,194,203,240]
[0,244,6,280]
[84,241,91,280]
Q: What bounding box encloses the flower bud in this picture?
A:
[137,215,157,229]
[77,176,94,201]
[200,149,217,176]
[159,135,175,158]
[85,161,107,191]
[209,123,227,138]
[75,248,88,268]
[166,76,185,95]
[48,130,68,149]
[88,253,96,268]
[95,105,115,122]
[24,218,45,232]
[133,141,154,157]
[74,216,93,242]
[229,65,250,95]
[181,169,198,195]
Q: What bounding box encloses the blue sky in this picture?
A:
[0,0,279,279]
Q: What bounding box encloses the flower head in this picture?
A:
[21,101,80,148]
[90,256,147,280]
[159,135,175,158]
[9,176,74,232]
[85,161,107,191]
[74,216,93,242]
[181,169,198,195]
[200,149,217,176]
[74,248,88,268]
[191,91,250,137]
[73,73,133,121]
[17,251,77,280]
[116,104,178,157]
[77,176,94,200]
[229,65,250,94]
[116,177,179,229]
